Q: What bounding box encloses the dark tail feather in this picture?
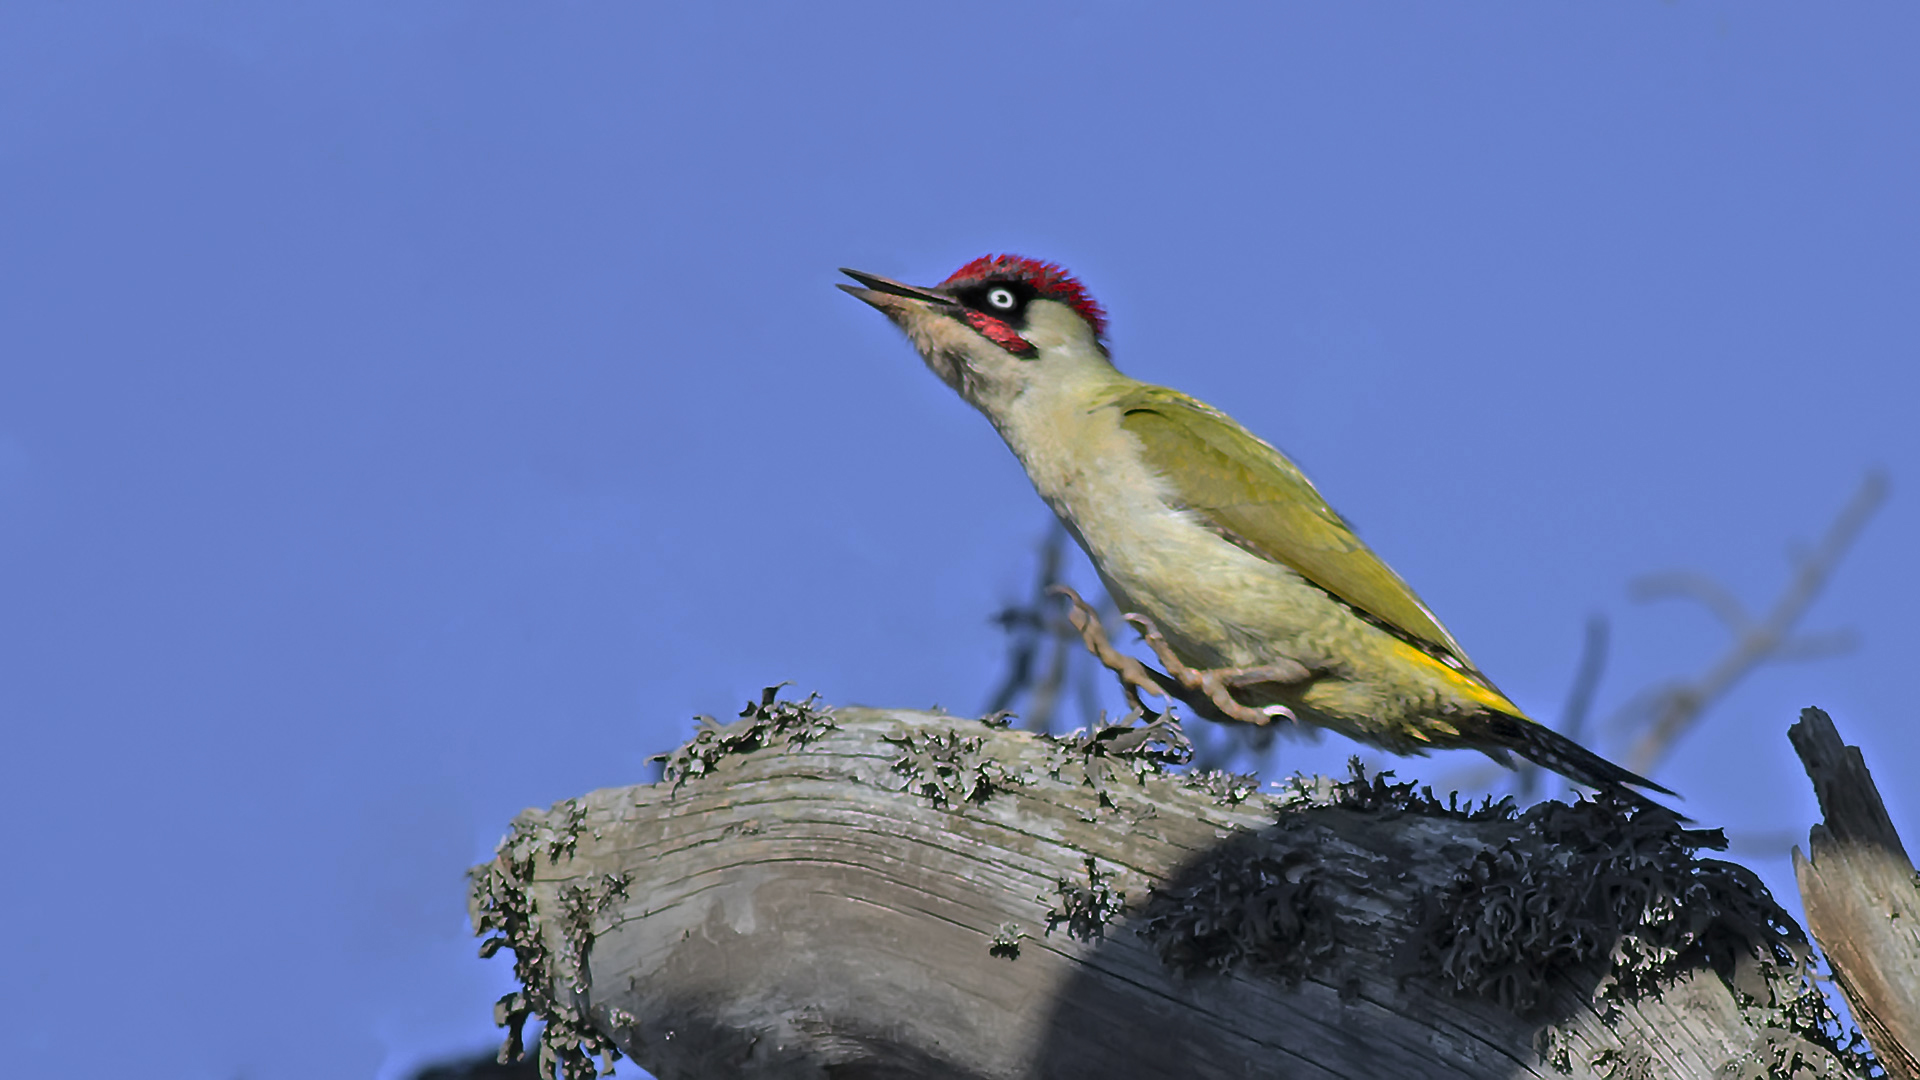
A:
[1481,712,1683,811]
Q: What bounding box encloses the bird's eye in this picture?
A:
[986,287,1017,310]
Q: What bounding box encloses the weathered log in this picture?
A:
[469,694,1872,1079]
[1791,706,1920,1079]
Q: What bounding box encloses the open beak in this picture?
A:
[838,268,959,314]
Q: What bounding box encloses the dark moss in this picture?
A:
[1296,757,1519,821]
[1410,795,1877,1076]
[1139,828,1336,983]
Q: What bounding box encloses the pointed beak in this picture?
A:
[838,268,959,315]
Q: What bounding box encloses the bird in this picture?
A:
[840,253,1675,805]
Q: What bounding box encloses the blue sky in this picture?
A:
[3,4,1916,1077]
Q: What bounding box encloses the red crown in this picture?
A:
[940,255,1108,340]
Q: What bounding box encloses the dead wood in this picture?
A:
[470,694,1872,1080]
[1791,706,1920,1079]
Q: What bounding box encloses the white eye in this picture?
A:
[986,287,1016,310]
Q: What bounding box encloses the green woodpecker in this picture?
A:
[841,254,1672,801]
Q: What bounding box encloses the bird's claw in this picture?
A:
[1123,614,1307,728]
[1050,586,1308,728]
[1049,585,1167,716]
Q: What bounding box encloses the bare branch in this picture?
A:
[985,527,1087,733]
[1559,613,1611,749]
[1622,469,1886,775]
[1770,629,1860,664]
[1627,572,1755,634]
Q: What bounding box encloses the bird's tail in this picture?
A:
[1480,711,1682,811]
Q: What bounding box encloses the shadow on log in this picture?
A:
[468,692,1874,1079]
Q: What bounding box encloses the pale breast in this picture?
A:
[994,384,1341,671]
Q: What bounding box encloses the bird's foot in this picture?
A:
[1123,614,1306,728]
[1048,585,1168,716]
[1048,587,1305,727]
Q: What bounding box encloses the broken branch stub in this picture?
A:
[470,695,1873,1079]
[1791,706,1920,1079]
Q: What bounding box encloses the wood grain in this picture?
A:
[471,703,1867,1079]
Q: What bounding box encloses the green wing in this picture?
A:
[1106,383,1478,670]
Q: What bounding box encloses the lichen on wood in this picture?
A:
[469,693,1877,1079]
[468,798,625,1080]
